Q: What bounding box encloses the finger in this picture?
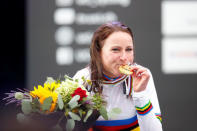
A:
[130,65,146,76]
[129,65,140,73]
[136,68,147,76]
[140,70,150,81]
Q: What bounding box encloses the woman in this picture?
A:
[73,21,162,131]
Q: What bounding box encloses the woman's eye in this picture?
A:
[112,48,119,51]
[126,48,133,51]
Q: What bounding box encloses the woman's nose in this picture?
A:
[120,51,127,61]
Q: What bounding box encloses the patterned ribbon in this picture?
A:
[102,74,133,96]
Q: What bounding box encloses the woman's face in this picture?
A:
[101,31,134,78]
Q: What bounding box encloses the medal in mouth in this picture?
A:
[119,64,133,75]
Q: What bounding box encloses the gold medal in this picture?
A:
[119,65,133,75]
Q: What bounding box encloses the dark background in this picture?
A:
[1,0,197,131]
[0,0,25,101]
[0,0,26,130]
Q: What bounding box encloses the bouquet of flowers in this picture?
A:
[4,75,121,131]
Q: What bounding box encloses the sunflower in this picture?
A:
[30,82,60,112]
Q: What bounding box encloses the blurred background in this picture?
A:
[1,0,197,130]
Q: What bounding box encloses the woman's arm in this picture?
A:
[132,68,162,131]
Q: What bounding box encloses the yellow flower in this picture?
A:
[30,82,60,112]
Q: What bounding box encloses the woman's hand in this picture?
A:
[130,65,150,92]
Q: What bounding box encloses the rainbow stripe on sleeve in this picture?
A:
[155,113,162,123]
[135,100,153,115]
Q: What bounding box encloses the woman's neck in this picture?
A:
[102,70,123,79]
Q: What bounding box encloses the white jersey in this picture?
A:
[73,67,162,131]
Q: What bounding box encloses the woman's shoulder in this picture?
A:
[73,67,90,79]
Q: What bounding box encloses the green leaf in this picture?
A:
[66,119,75,131]
[17,113,31,124]
[86,79,92,86]
[58,94,64,110]
[112,108,121,114]
[83,109,93,122]
[45,77,56,85]
[99,106,108,120]
[29,95,33,102]
[68,95,80,109]
[68,112,81,121]
[69,95,80,103]
[69,101,78,110]
[15,92,24,100]
[107,111,114,118]
[81,76,85,82]
[21,99,32,114]
[64,75,73,81]
[107,108,122,119]
[31,98,40,111]
[17,113,25,123]
[79,109,83,117]
[41,97,53,111]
